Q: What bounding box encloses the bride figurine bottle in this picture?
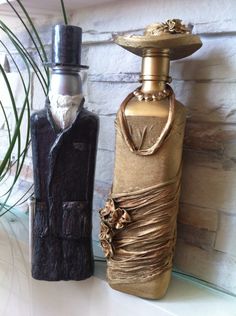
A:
[99,19,202,298]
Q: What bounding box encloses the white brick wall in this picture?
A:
[1,0,236,295]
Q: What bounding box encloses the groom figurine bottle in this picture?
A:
[30,25,99,280]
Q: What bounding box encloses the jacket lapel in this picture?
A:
[46,97,85,211]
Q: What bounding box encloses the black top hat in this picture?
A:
[46,24,88,69]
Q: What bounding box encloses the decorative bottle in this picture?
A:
[30,25,99,280]
[99,19,202,298]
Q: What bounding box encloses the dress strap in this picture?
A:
[117,85,175,156]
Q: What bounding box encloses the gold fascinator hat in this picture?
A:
[115,19,202,60]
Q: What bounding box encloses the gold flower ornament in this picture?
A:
[99,199,131,258]
[145,19,191,36]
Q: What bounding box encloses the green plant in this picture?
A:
[0,0,68,216]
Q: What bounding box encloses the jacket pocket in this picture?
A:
[62,201,90,239]
[34,201,49,237]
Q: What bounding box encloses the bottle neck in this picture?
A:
[49,66,82,96]
[140,49,170,94]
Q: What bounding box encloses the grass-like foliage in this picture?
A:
[0,0,68,215]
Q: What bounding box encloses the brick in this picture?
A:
[0,53,10,72]
[177,223,216,251]
[178,203,218,231]
[3,155,33,184]
[171,36,236,81]
[184,121,236,156]
[0,71,32,110]
[97,115,116,151]
[87,81,138,115]
[181,153,236,214]
[0,13,63,52]
[173,81,236,124]
[18,164,33,183]
[86,43,140,76]
[16,108,31,150]
[31,70,47,111]
[174,239,236,295]
[0,107,13,130]
[92,209,101,242]
[95,149,114,184]
[0,130,11,160]
[0,175,33,212]
[87,80,236,124]
[26,143,33,159]
[194,19,236,34]
[215,213,236,256]
[72,0,236,34]
[93,180,110,211]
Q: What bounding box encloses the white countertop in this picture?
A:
[0,212,235,316]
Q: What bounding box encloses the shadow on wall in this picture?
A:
[173,49,236,294]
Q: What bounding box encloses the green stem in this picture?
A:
[0,23,48,94]
[0,47,30,211]
[60,0,68,25]
[14,0,50,90]
[0,142,31,198]
[6,0,44,64]
[0,183,33,217]
[0,41,31,206]
[0,65,20,176]
[0,39,31,165]
[0,101,12,180]
[2,43,31,186]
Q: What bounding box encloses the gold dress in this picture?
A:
[100,90,186,299]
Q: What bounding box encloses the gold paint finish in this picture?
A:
[114,19,202,60]
[109,47,186,298]
[105,19,202,299]
[110,269,172,300]
[125,48,172,117]
[140,48,170,83]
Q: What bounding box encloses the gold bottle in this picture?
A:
[99,20,202,299]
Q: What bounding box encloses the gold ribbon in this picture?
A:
[100,166,181,284]
[117,85,175,156]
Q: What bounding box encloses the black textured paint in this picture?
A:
[30,98,99,281]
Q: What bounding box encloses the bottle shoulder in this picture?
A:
[81,108,99,120]
[124,96,186,118]
[81,108,99,128]
[79,109,100,136]
[30,109,47,126]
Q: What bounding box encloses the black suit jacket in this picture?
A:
[31,98,99,280]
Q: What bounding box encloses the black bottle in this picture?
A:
[30,25,99,280]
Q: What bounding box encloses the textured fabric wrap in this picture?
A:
[100,88,185,284]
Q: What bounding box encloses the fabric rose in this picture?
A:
[99,222,112,242]
[145,19,190,36]
[99,199,115,222]
[110,207,131,229]
[100,239,113,258]
[99,198,131,258]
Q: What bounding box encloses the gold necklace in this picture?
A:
[133,86,171,101]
